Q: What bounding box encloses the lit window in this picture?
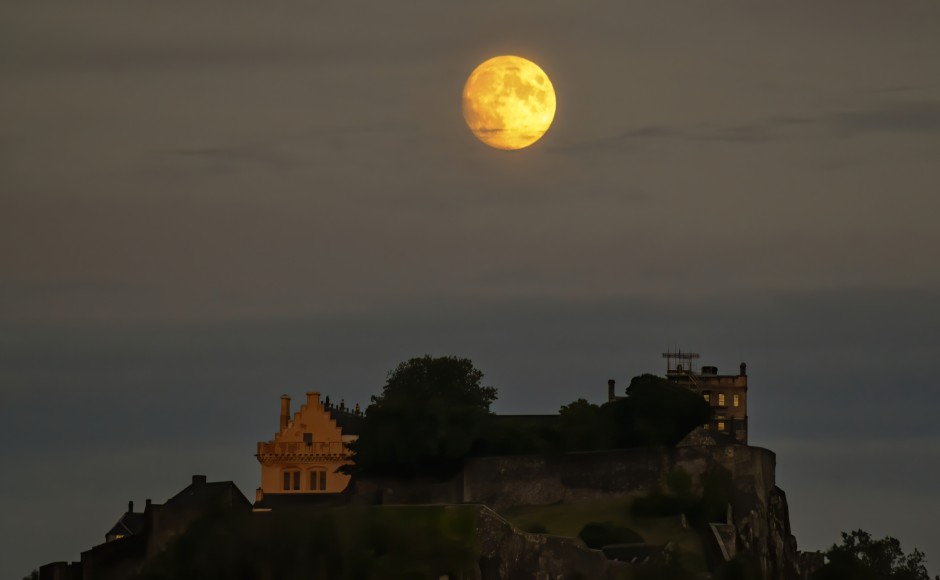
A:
[733,394,740,407]
[704,423,710,430]
[718,394,726,406]
[717,421,726,431]
[703,393,710,403]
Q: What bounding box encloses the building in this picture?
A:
[254,391,362,505]
[73,475,250,580]
[104,501,148,542]
[662,350,748,444]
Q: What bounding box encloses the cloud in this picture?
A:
[826,100,940,136]
[559,99,940,153]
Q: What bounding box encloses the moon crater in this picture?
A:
[462,56,556,150]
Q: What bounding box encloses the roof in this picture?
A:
[329,409,364,435]
[105,511,147,538]
[165,477,252,511]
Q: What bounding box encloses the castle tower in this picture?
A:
[255,391,362,503]
[662,350,748,443]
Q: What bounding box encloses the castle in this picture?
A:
[38,351,809,580]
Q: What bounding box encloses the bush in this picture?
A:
[578,522,644,549]
[524,522,549,534]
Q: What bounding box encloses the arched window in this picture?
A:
[282,469,301,491]
[309,468,327,491]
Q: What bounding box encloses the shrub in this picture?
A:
[578,522,644,549]
[524,522,549,534]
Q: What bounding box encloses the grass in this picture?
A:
[498,495,707,572]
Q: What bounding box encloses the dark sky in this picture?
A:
[2,1,939,576]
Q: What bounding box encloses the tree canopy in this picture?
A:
[557,374,713,451]
[346,355,497,478]
[813,530,938,580]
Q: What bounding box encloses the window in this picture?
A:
[703,392,710,403]
[283,470,300,491]
[704,423,710,430]
[718,393,726,406]
[310,469,327,491]
[717,421,726,431]
[303,432,313,446]
[733,394,740,407]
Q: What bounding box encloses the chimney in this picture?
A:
[740,362,747,377]
[128,500,134,513]
[192,474,207,486]
[607,379,616,402]
[280,395,291,431]
[307,391,321,406]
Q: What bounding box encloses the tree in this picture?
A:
[620,374,713,446]
[813,530,939,580]
[557,374,713,451]
[346,356,497,478]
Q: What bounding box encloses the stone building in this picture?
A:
[49,475,251,580]
[254,391,362,504]
[663,350,748,444]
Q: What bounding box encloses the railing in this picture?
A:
[257,441,348,456]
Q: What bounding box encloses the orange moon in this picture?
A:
[462,55,556,150]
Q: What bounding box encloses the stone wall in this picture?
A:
[460,445,778,512]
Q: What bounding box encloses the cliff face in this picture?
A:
[362,441,805,579]
[733,484,801,580]
[475,507,628,580]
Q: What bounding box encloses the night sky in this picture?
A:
[3,2,939,577]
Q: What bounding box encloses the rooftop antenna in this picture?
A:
[662,348,700,376]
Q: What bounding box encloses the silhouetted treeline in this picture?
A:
[346,357,712,479]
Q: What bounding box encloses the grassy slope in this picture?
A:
[498,495,707,572]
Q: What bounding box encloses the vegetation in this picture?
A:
[500,496,706,571]
[558,374,713,451]
[812,529,939,580]
[577,521,644,549]
[631,465,732,528]
[21,571,38,580]
[137,506,480,580]
[348,357,711,478]
[346,356,497,477]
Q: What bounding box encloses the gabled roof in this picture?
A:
[105,511,146,538]
[165,477,252,511]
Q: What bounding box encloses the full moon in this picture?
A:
[462,55,556,151]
